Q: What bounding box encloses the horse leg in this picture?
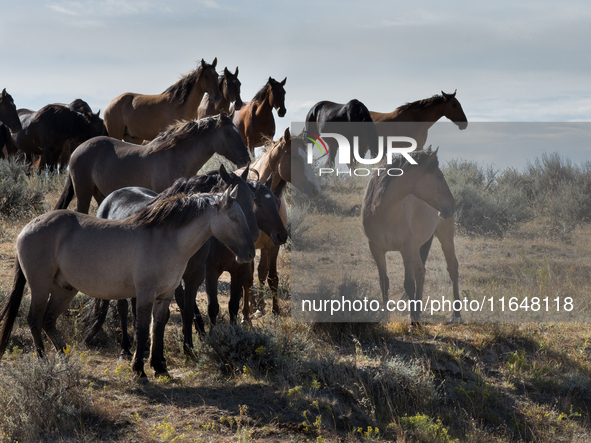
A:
[131,292,153,381]
[149,296,172,378]
[228,266,248,324]
[83,298,110,345]
[401,245,422,324]
[184,268,206,337]
[205,263,221,328]
[42,284,78,353]
[27,289,51,358]
[257,248,270,312]
[117,299,133,359]
[242,261,255,322]
[42,145,55,173]
[368,241,389,304]
[435,217,461,322]
[266,244,281,315]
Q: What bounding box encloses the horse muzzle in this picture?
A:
[457,121,468,130]
[236,246,256,264]
[234,99,244,110]
[277,108,286,118]
[271,229,288,246]
[439,201,455,219]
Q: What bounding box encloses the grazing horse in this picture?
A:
[103,58,221,144]
[0,187,255,381]
[305,99,379,167]
[197,67,243,119]
[370,90,468,149]
[0,122,18,159]
[238,128,321,318]
[54,113,251,213]
[14,104,106,172]
[0,88,22,134]
[232,77,287,152]
[84,165,260,356]
[361,148,461,323]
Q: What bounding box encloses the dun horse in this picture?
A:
[197,67,243,119]
[361,148,461,323]
[305,99,379,167]
[370,90,468,149]
[233,77,287,152]
[103,58,221,144]
[15,103,106,171]
[238,128,321,318]
[0,187,255,381]
[54,113,251,213]
[0,88,22,134]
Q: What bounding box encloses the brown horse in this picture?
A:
[54,113,251,213]
[14,103,106,172]
[197,67,243,119]
[0,122,18,159]
[232,77,287,152]
[0,88,22,134]
[238,128,321,318]
[370,90,468,149]
[0,187,255,381]
[103,58,221,144]
[361,148,460,323]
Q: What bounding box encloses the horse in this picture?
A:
[83,164,261,356]
[0,186,256,381]
[197,67,243,119]
[54,113,251,213]
[361,148,461,323]
[305,99,379,167]
[14,103,106,172]
[232,77,287,152]
[370,90,468,149]
[0,88,22,134]
[0,122,18,159]
[85,166,285,353]
[237,128,321,318]
[103,58,221,144]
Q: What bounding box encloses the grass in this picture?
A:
[0,156,591,441]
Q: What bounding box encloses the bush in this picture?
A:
[0,159,47,219]
[0,353,87,441]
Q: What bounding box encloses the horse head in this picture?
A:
[0,88,22,133]
[200,58,222,104]
[222,67,243,111]
[268,77,287,118]
[441,90,468,130]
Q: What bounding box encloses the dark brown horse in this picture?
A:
[370,90,468,149]
[54,113,251,213]
[0,88,22,134]
[362,148,460,323]
[14,103,106,172]
[197,67,243,119]
[103,59,221,144]
[232,77,287,152]
[305,99,379,167]
[0,122,18,159]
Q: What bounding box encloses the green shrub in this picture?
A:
[0,160,47,218]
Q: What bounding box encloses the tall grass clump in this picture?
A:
[0,159,49,218]
[0,353,87,441]
[442,159,531,236]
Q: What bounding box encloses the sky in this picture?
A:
[2,0,591,169]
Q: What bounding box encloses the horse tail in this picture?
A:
[54,173,75,210]
[0,257,27,358]
[420,234,435,265]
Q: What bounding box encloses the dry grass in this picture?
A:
[0,160,590,442]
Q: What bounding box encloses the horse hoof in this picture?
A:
[447,315,463,324]
[119,352,133,361]
[154,370,171,379]
[135,373,149,384]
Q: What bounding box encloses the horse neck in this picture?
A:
[172,209,215,260]
[178,80,208,120]
[252,143,282,183]
[254,87,273,116]
[164,136,215,176]
[393,103,447,129]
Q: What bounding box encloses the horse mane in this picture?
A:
[251,81,270,104]
[157,171,227,199]
[149,116,220,153]
[163,65,205,106]
[130,192,219,229]
[395,94,447,113]
[363,151,438,216]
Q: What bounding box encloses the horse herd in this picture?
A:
[0,58,468,381]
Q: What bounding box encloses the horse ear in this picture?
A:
[211,57,217,68]
[283,127,290,142]
[441,91,448,100]
[1,89,5,98]
[452,89,457,97]
[224,67,230,76]
[228,107,235,119]
[235,66,239,76]
[280,77,287,86]
[96,110,101,118]
[201,58,206,68]
[240,162,250,180]
[425,145,432,154]
[431,146,440,156]
[273,178,287,198]
[219,164,230,183]
[264,172,274,189]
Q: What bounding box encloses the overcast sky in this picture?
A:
[2,1,591,168]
